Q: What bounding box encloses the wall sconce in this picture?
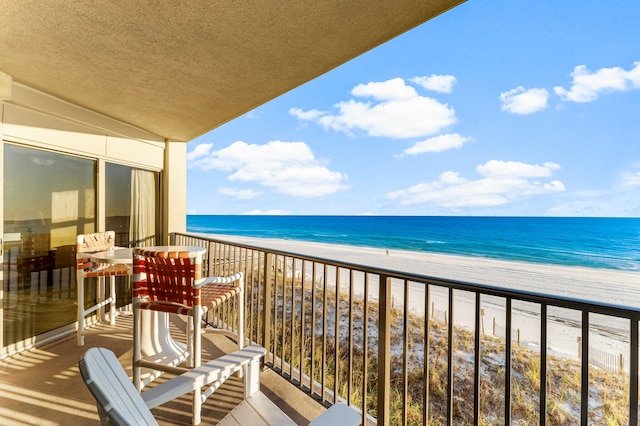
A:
[0,71,13,101]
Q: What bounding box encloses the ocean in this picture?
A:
[187,216,640,272]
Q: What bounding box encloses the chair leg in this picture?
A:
[132,300,142,391]
[109,275,116,325]
[192,307,203,425]
[238,278,245,350]
[192,389,202,425]
[77,275,85,346]
[186,315,194,369]
[236,279,245,379]
[193,307,202,368]
[97,276,106,323]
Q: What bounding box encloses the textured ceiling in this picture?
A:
[0,1,465,141]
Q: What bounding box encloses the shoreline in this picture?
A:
[197,232,640,309]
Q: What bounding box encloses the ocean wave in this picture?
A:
[187,215,640,272]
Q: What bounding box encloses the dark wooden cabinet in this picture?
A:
[17,251,55,286]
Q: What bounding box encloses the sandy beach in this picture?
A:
[201,232,639,307]
[199,233,640,366]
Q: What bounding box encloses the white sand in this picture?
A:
[201,232,639,308]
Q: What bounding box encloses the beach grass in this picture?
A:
[239,269,632,426]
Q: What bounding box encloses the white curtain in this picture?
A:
[130,169,156,247]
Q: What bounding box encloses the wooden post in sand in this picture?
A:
[619,354,624,374]
[577,336,582,359]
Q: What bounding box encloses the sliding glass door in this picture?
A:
[3,144,95,348]
[1,145,162,352]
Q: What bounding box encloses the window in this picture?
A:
[105,163,161,248]
[105,163,161,308]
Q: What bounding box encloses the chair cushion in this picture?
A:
[200,283,242,310]
[138,283,241,315]
[85,263,132,277]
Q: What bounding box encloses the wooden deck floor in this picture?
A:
[0,313,324,425]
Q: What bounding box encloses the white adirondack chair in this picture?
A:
[79,344,361,426]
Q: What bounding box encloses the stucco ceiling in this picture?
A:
[0,1,465,142]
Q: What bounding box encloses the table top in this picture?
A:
[135,245,207,260]
[90,248,133,264]
[90,246,206,264]
[141,245,206,253]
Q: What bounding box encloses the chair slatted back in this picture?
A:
[133,248,203,309]
[79,347,158,426]
[76,231,116,273]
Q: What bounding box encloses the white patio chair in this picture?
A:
[76,231,131,346]
[79,345,361,426]
[132,246,245,424]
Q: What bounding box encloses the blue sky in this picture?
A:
[186,1,640,217]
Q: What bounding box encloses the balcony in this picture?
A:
[2,232,639,425]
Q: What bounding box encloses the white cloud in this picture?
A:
[242,209,291,215]
[289,107,326,120]
[385,160,565,208]
[410,74,457,93]
[188,140,348,198]
[244,110,263,119]
[218,187,262,200]
[554,62,640,102]
[186,143,213,161]
[403,133,473,155]
[352,77,418,100]
[476,160,561,178]
[291,78,457,139]
[500,87,549,114]
[546,187,640,217]
[619,170,640,188]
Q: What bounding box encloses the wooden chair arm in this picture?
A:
[141,344,265,409]
[195,271,243,289]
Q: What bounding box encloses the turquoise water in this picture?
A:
[187,216,640,271]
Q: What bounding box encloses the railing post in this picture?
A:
[629,320,638,426]
[262,252,273,365]
[377,274,391,426]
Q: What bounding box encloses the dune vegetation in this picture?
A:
[250,275,631,425]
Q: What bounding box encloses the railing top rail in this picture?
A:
[175,232,640,320]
